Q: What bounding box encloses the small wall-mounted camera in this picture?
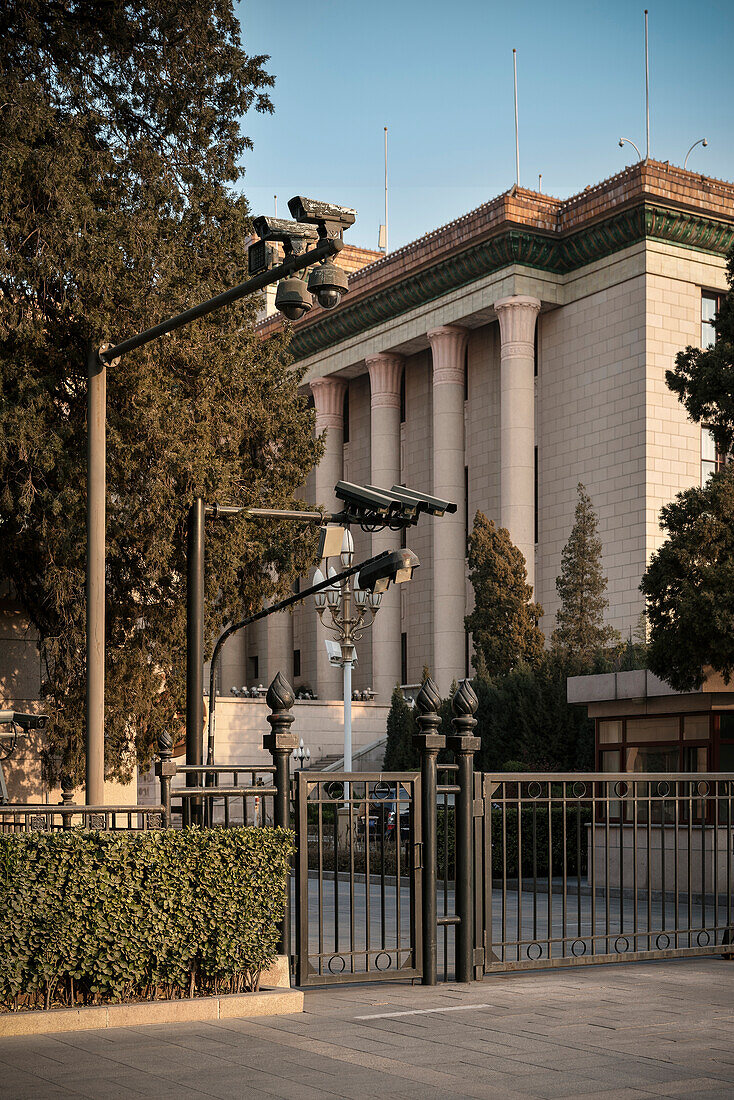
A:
[287,196,356,238]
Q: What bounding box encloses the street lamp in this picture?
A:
[313,532,420,773]
[82,196,355,804]
[292,738,311,770]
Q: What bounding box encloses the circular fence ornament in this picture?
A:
[527,942,543,961]
[614,936,629,953]
[375,951,392,971]
[571,939,587,957]
[328,954,346,974]
[325,781,344,801]
[656,933,670,950]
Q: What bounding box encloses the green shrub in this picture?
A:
[0,826,293,1012]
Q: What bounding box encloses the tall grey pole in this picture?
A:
[86,345,106,804]
[644,9,650,160]
[513,48,520,187]
[186,498,205,773]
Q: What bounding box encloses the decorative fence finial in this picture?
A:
[413,676,445,751]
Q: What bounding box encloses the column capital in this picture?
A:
[493,296,541,348]
[366,353,404,410]
[427,325,468,386]
[310,376,347,431]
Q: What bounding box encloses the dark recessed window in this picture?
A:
[293,649,301,679]
[464,466,469,553]
[399,367,406,424]
[464,344,469,400]
[534,445,539,544]
[343,387,350,443]
[401,632,408,686]
[534,319,539,378]
[251,656,259,681]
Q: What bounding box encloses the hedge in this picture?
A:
[0,826,293,1012]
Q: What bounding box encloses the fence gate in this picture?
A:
[478,772,734,973]
[294,771,422,986]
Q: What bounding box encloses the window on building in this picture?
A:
[342,387,350,443]
[400,632,408,686]
[534,319,539,378]
[465,631,470,678]
[463,344,469,400]
[251,655,259,681]
[701,291,723,349]
[293,649,301,679]
[399,367,406,424]
[702,427,730,483]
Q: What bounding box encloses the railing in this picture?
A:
[0,804,165,832]
[173,764,276,827]
[294,771,421,985]
[480,773,734,972]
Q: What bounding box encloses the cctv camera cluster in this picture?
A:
[230,686,267,698]
[248,195,357,320]
[334,481,457,531]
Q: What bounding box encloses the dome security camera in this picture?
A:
[308,261,348,310]
[275,276,312,321]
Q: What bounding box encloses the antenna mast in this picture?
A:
[384,126,389,255]
[513,49,520,186]
[644,10,650,159]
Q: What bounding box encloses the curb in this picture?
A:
[0,988,303,1037]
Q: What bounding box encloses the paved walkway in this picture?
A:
[0,958,732,1099]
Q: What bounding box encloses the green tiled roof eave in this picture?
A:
[289,203,734,362]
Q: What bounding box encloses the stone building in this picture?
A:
[238,160,734,703]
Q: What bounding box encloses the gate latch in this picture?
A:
[413,841,423,870]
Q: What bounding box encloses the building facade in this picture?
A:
[243,161,734,702]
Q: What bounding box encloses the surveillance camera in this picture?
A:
[334,481,405,518]
[388,484,457,517]
[307,260,349,310]
[275,276,312,321]
[252,216,319,255]
[357,548,420,594]
[287,196,356,238]
[247,238,280,277]
[0,710,50,732]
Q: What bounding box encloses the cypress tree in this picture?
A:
[0,3,323,781]
[552,484,619,660]
[465,512,544,676]
[383,687,418,770]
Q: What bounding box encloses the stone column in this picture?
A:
[366,353,404,702]
[493,296,540,593]
[428,326,468,696]
[310,376,346,700]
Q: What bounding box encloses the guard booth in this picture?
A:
[568,669,734,893]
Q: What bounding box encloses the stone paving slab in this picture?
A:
[0,958,732,1098]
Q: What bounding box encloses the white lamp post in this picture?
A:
[313,529,382,773]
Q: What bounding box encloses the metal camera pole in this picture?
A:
[84,235,340,805]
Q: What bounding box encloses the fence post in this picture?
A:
[413,676,445,986]
[447,679,480,983]
[263,671,298,959]
[155,730,176,828]
[60,771,75,831]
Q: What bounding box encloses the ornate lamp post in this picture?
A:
[312,530,382,772]
[292,738,311,771]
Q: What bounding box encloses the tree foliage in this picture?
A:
[474,652,595,774]
[552,483,619,659]
[383,686,419,771]
[640,466,734,691]
[0,2,323,782]
[465,512,544,676]
[665,248,734,455]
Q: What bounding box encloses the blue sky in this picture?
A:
[235,0,734,253]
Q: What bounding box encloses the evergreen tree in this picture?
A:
[473,652,595,774]
[465,512,544,676]
[383,687,418,770]
[0,3,323,782]
[640,465,734,691]
[665,245,734,455]
[552,484,619,660]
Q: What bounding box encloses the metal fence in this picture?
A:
[0,804,165,832]
[293,771,422,986]
[478,773,734,973]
